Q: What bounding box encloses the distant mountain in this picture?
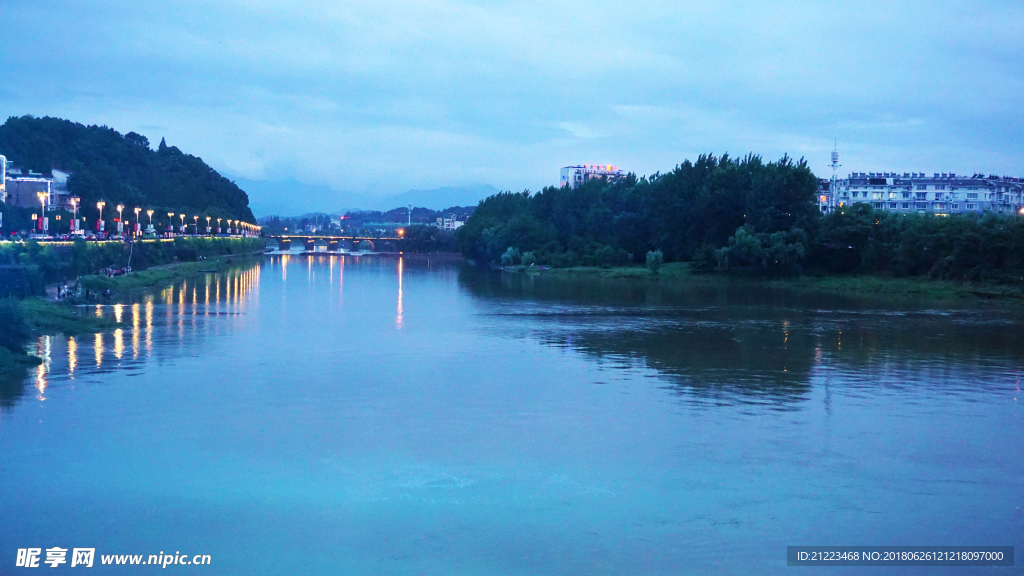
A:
[0,115,255,222]
[377,184,498,211]
[237,177,499,217]
[232,176,364,217]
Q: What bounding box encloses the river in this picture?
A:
[1,254,1021,574]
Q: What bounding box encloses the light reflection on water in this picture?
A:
[1,256,1021,575]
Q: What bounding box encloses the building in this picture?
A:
[0,156,6,204]
[434,214,465,231]
[560,164,624,189]
[5,175,53,210]
[818,172,1024,216]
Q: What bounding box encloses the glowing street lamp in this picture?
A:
[179,213,186,234]
[146,210,154,234]
[206,216,211,235]
[37,192,47,232]
[70,196,80,233]
[193,215,198,234]
[217,217,222,234]
[116,204,125,234]
[96,201,106,232]
[133,207,141,237]
[167,212,175,236]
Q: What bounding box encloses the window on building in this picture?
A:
[902,192,911,199]
[934,193,943,200]
[916,185,927,190]
[936,184,946,190]
[966,203,977,210]
[967,193,978,199]
[916,193,927,200]
[901,203,910,209]
[951,203,959,209]
[873,202,883,208]
[888,203,897,208]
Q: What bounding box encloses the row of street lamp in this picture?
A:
[30,192,260,237]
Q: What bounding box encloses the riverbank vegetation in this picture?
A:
[79,254,260,299]
[459,153,1024,290]
[0,236,264,295]
[0,297,117,402]
[0,115,255,225]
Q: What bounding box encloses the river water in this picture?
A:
[1,254,1021,574]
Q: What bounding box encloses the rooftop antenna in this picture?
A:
[829,140,841,210]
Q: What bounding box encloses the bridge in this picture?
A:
[264,234,407,253]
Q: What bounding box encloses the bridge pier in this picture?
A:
[277,238,291,251]
[304,238,316,252]
[327,239,339,251]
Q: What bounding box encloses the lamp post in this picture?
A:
[179,214,186,234]
[37,192,48,233]
[147,210,154,235]
[167,212,175,236]
[193,215,198,235]
[70,197,80,234]
[96,201,106,233]
[116,204,125,235]
[206,216,211,235]
[217,218,222,234]
[133,207,141,237]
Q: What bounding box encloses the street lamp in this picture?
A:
[70,197,80,233]
[193,215,198,235]
[147,210,154,234]
[217,217,222,234]
[133,207,141,237]
[206,216,211,235]
[96,201,106,233]
[37,192,47,233]
[167,212,175,236]
[116,204,125,235]
[179,213,185,234]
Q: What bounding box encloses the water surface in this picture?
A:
[1,255,1021,574]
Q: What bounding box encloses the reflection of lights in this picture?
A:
[113,328,124,360]
[34,336,51,398]
[68,336,77,377]
[145,300,154,355]
[94,333,104,367]
[396,256,404,329]
[114,303,124,324]
[281,254,289,282]
[132,303,141,359]
[95,305,103,318]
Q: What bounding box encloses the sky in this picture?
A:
[2,0,1023,208]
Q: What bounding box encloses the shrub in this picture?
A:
[646,249,664,274]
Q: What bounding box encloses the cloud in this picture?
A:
[1,0,1022,209]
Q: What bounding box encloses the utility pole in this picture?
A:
[830,140,841,211]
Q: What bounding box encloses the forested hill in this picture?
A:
[0,115,255,222]
[458,154,821,268]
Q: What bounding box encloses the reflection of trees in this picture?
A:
[458,268,1024,405]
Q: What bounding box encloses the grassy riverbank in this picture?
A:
[506,263,1024,304]
[0,298,117,389]
[79,253,261,300]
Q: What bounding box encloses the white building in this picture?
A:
[435,214,465,231]
[0,155,6,204]
[818,172,1024,216]
[560,164,624,189]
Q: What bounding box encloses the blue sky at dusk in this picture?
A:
[2,0,1022,206]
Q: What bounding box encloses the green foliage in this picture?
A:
[0,299,31,352]
[0,237,264,289]
[521,251,536,266]
[458,154,819,267]
[646,249,664,274]
[809,207,1024,283]
[402,224,458,253]
[716,225,807,274]
[0,115,255,225]
[500,246,521,265]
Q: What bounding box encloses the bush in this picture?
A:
[0,299,31,352]
[646,249,664,274]
[500,246,521,266]
[521,251,536,266]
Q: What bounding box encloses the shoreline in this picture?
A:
[500,263,1024,305]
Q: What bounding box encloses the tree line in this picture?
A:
[457,153,1024,284]
[0,115,255,226]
